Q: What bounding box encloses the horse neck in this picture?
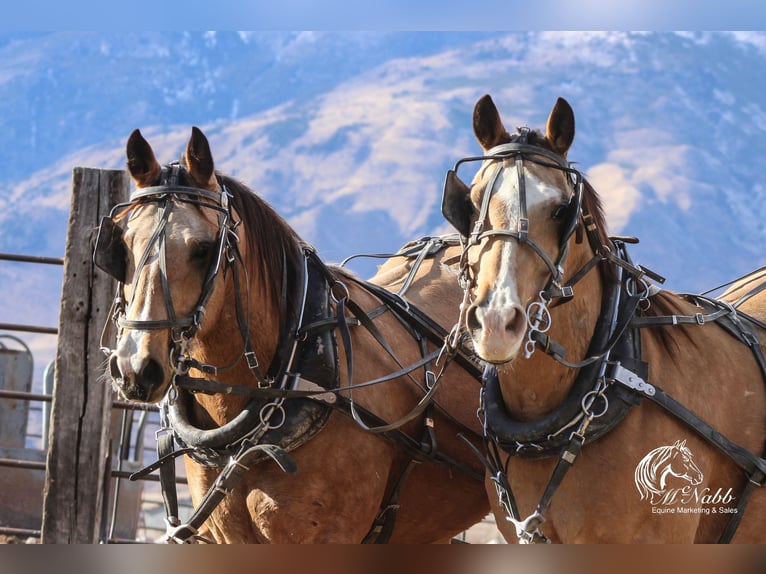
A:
[190,219,294,424]
[498,243,606,421]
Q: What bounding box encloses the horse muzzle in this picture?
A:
[108,352,169,403]
[466,302,527,364]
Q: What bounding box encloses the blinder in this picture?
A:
[557,172,583,249]
[94,215,128,283]
[441,169,474,238]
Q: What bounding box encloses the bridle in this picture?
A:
[443,130,668,366]
[443,130,604,362]
[95,163,273,391]
[459,135,584,296]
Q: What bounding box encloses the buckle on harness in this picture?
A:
[244,351,259,370]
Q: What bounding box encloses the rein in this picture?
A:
[446,136,766,544]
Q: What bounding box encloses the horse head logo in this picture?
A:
[634,439,704,504]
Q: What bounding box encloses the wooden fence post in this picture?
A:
[41,168,128,543]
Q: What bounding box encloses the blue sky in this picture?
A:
[3,1,765,30]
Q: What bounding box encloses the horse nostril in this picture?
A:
[139,358,165,390]
[109,354,123,381]
[505,306,526,336]
[466,305,481,332]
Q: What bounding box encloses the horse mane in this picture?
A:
[580,179,610,249]
[638,290,698,362]
[215,173,302,314]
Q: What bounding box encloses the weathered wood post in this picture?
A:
[41,168,128,543]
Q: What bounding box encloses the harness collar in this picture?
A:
[167,243,338,467]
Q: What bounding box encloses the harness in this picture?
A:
[95,171,484,543]
[443,132,766,543]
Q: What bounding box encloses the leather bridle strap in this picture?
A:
[463,141,585,300]
[118,200,196,332]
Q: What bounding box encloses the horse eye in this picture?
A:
[191,241,214,262]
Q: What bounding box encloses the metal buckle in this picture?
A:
[244,350,259,370]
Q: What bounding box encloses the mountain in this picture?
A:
[2,31,766,367]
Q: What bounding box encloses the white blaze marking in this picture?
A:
[482,163,561,314]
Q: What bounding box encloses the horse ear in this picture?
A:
[545,97,575,157]
[126,129,161,186]
[473,94,510,151]
[185,126,217,189]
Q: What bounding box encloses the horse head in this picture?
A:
[442,95,607,365]
[103,128,236,402]
[666,439,704,487]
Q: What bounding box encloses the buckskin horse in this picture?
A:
[95,127,489,543]
[440,94,765,543]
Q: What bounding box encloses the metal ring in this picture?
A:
[259,401,286,430]
[626,276,650,299]
[524,338,537,358]
[330,280,350,303]
[581,389,609,419]
[525,301,552,333]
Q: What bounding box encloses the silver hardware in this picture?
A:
[330,280,350,303]
[506,510,550,544]
[608,362,655,396]
[524,292,552,359]
[292,376,337,404]
[258,399,286,430]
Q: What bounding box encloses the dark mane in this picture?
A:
[638,290,696,362]
[580,178,610,249]
[217,173,302,314]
